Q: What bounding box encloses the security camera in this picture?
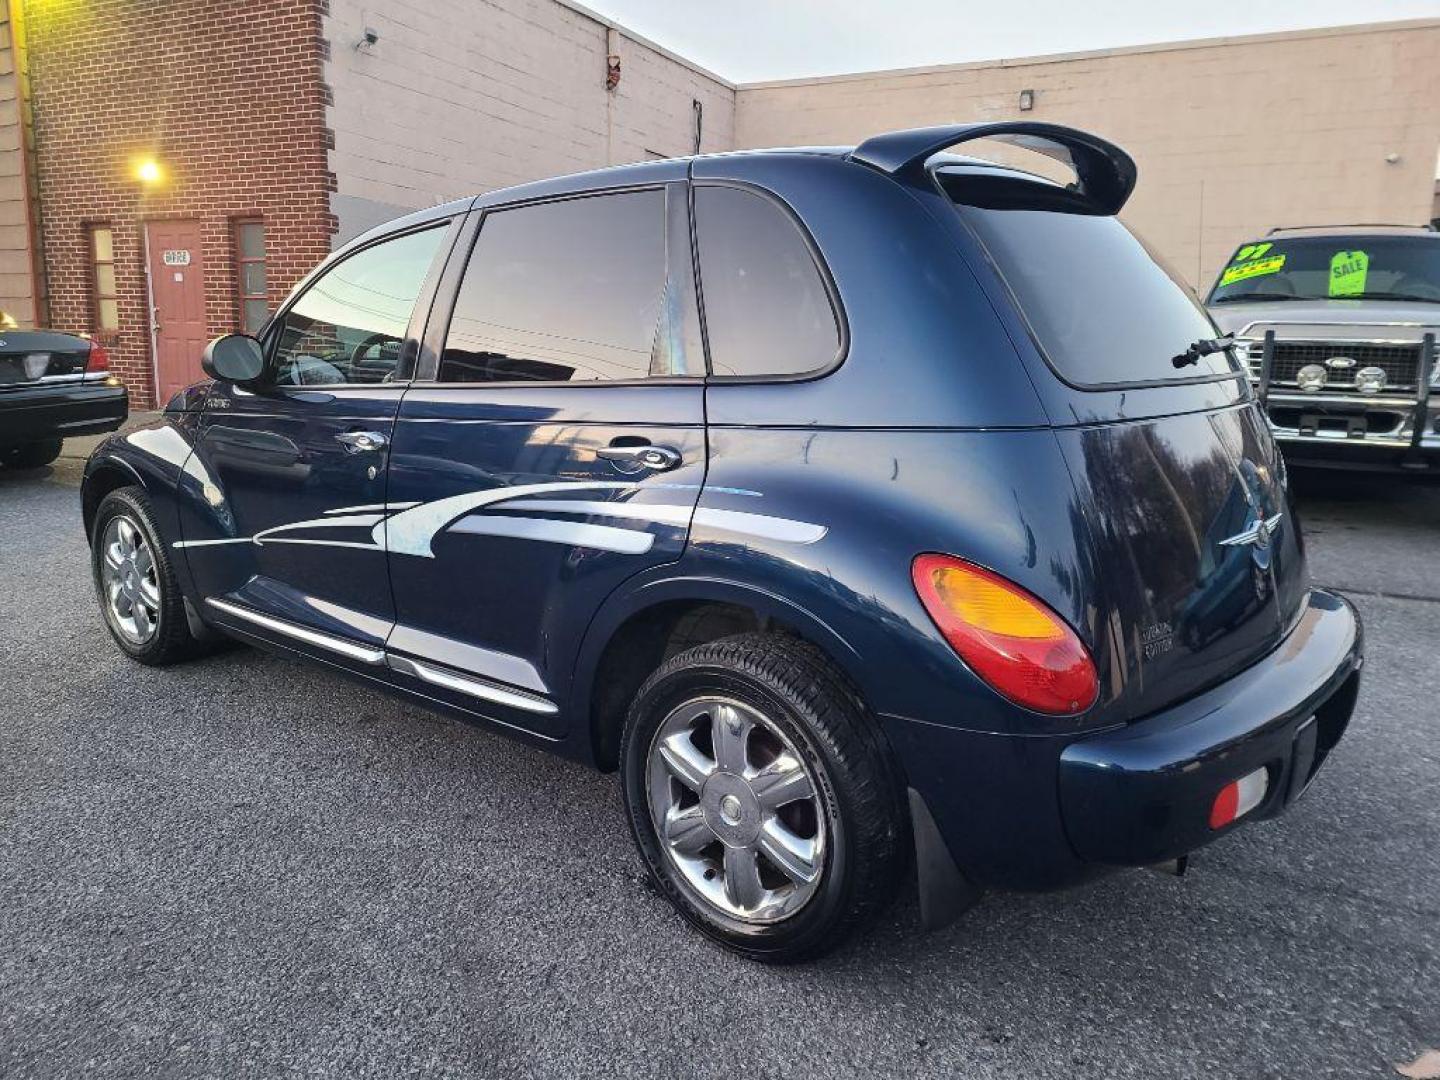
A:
[356,27,379,50]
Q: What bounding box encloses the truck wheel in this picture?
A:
[91,486,201,665]
[621,632,908,963]
[2,439,63,469]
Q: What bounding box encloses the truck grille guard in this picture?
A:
[1251,329,1436,454]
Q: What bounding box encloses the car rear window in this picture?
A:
[1207,235,1440,305]
[943,171,1241,388]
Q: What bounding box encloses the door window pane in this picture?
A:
[693,186,840,377]
[238,221,266,259]
[243,299,270,336]
[241,261,267,297]
[93,227,114,262]
[235,219,269,336]
[271,225,446,386]
[439,190,668,383]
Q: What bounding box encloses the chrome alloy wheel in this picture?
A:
[100,515,160,644]
[647,696,828,924]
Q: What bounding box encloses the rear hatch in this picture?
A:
[0,330,95,388]
[943,166,1307,719]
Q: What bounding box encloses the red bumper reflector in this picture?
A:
[1209,767,1268,830]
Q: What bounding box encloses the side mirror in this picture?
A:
[201,334,265,384]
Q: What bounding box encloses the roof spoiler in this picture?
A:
[848,122,1137,214]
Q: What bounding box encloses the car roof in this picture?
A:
[1260,223,1439,240]
[342,126,1112,254]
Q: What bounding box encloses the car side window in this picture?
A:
[693,185,840,378]
[270,225,447,387]
[438,189,685,383]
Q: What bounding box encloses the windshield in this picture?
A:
[944,171,1241,387]
[1208,235,1440,304]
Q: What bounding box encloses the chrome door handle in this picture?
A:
[335,430,389,453]
[596,444,682,472]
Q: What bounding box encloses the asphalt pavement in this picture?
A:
[1,439,1437,1079]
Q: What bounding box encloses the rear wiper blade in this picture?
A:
[1172,334,1235,369]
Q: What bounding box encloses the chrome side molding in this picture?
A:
[204,597,560,720]
[204,598,387,665]
[385,654,559,717]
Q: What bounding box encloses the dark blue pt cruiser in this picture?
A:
[82,123,1362,962]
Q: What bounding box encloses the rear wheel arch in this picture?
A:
[578,577,874,773]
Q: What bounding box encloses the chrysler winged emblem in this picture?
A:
[1220,511,1284,550]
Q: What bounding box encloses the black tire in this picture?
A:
[2,438,63,469]
[621,632,909,963]
[91,486,202,665]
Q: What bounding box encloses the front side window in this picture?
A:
[270,225,446,386]
[235,220,268,335]
[1207,236,1440,305]
[438,189,677,383]
[692,185,840,378]
[90,225,119,333]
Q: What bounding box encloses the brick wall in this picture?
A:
[322,0,735,242]
[25,0,333,408]
[735,20,1440,290]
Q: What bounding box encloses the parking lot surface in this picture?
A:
[2,442,1437,1079]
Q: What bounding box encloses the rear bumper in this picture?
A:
[0,379,129,446]
[884,589,1362,904]
[1058,588,1362,865]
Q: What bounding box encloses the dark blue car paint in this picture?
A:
[82,126,1361,915]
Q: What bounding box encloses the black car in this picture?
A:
[81,122,1361,962]
[0,327,128,468]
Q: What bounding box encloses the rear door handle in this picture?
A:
[335,430,389,453]
[596,443,682,472]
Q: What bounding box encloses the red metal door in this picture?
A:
[145,220,207,403]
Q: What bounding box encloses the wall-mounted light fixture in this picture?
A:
[1018,89,1035,112]
[133,157,164,186]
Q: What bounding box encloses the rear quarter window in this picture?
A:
[693,185,841,378]
[945,172,1241,388]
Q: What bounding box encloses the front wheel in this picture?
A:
[621,633,908,963]
[91,486,202,665]
[2,438,63,469]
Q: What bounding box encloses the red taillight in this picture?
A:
[911,554,1099,715]
[86,340,110,373]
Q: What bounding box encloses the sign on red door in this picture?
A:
[145,220,207,404]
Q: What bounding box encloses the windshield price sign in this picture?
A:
[1328,250,1369,297]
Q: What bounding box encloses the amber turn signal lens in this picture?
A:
[912,554,1099,715]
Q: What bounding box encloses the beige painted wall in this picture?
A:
[735,20,1440,290]
[0,6,37,326]
[323,0,735,243]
